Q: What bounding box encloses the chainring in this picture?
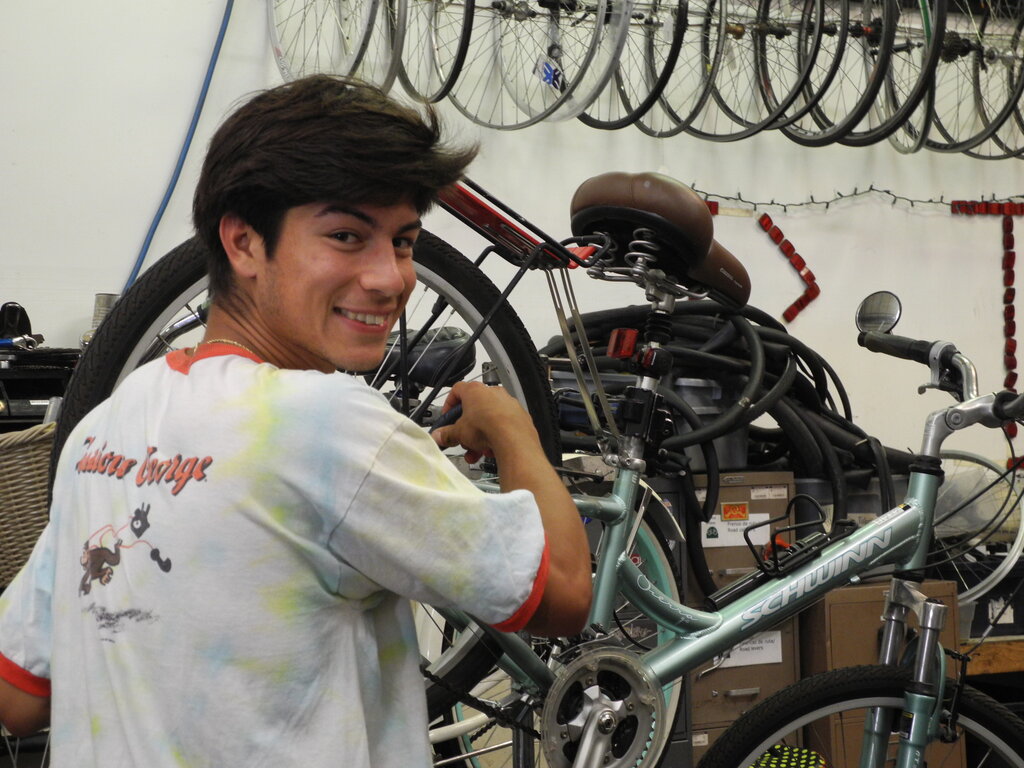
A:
[540,646,665,768]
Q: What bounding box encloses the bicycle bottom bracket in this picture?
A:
[540,646,665,768]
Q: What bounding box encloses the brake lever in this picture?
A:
[916,342,967,401]
[917,367,964,400]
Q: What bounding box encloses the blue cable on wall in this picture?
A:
[122,0,235,292]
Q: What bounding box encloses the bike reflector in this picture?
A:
[608,328,638,359]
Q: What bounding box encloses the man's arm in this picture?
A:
[0,677,49,737]
[432,382,592,637]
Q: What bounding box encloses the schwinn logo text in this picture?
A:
[740,529,893,628]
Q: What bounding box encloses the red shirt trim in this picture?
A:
[165,343,264,374]
[0,653,50,698]
[492,536,550,633]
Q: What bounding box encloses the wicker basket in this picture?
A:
[0,422,54,588]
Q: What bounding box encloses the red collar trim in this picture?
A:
[165,343,264,374]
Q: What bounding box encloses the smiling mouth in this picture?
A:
[337,308,390,327]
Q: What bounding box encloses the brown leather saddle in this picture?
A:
[569,171,751,307]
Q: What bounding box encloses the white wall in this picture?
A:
[2,0,1021,462]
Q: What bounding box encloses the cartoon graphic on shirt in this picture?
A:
[78,502,173,596]
[79,540,121,595]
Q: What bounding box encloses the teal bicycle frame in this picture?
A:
[440,346,999,768]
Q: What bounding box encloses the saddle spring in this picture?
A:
[624,228,661,276]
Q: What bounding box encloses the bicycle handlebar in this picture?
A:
[857,331,935,365]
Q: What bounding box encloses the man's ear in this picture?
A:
[219,214,265,281]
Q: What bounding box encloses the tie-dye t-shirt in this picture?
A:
[0,344,547,767]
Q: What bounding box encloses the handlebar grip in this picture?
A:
[994,391,1024,421]
[857,331,934,365]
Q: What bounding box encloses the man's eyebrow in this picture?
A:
[316,204,421,233]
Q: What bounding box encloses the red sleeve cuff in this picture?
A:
[0,653,51,698]
[492,536,550,633]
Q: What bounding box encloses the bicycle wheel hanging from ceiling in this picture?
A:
[576,0,688,130]
[268,0,379,80]
[680,0,829,141]
[360,0,408,92]
[446,0,634,129]
[924,0,1024,154]
[961,4,1024,160]
[963,24,1024,161]
[633,0,728,137]
[396,0,476,102]
[780,0,898,146]
[840,0,949,149]
[759,0,851,127]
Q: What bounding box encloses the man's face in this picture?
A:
[249,201,420,372]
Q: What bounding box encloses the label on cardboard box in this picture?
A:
[750,484,788,500]
[989,597,1015,625]
[717,630,783,668]
[701,513,771,547]
[692,733,709,747]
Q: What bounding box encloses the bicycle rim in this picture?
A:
[577,0,688,130]
[782,0,898,145]
[635,0,728,136]
[677,0,826,140]
[356,0,407,91]
[925,0,1024,153]
[397,0,475,102]
[926,451,1024,607]
[268,0,379,80]
[446,0,632,128]
[842,0,948,147]
[700,665,1024,768]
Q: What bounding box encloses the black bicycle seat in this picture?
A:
[569,172,750,307]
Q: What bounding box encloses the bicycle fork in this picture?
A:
[862,577,949,768]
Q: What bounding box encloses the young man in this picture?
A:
[0,76,591,766]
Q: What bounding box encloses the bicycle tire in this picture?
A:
[925,0,1024,154]
[841,0,949,148]
[781,0,898,146]
[634,0,728,136]
[445,0,631,129]
[396,0,475,102]
[268,0,379,81]
[52,231,561,471]
[699,664,1024,768]
[429,514,684,767]
[360,0,407,92]
[576,0,688,130]
[681,0,828,141]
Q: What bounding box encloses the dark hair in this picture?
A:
[192,75,477,299]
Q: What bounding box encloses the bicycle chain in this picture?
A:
[421,665,542,740]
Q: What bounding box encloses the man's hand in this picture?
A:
[430,382,542,465]
[430,381,592,637]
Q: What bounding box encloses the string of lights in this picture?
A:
[691,184,1024,214]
